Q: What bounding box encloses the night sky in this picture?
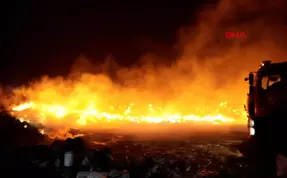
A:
[1,1,215,85]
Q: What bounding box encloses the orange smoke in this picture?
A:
[6,59,248,139]
[3,0,287,138]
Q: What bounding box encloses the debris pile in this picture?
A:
[0,137,248,178]
[0,111,247,178]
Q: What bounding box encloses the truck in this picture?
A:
[244,60,287,177]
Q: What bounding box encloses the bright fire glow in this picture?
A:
[3,72,247,139]
[11,101,241,125]
[2,0,286,140]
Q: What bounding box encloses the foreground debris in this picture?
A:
[0,135,249,178]
[0,112,248,178]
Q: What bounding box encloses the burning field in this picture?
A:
[1,0,287,176]
[7,80,246,139]
[1,0,287,139]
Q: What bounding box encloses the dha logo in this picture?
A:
[225,32,247,39]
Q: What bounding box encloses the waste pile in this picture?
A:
[0,111,248,178]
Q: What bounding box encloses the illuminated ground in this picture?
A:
[1,112,249,177]
[78,127,248,177]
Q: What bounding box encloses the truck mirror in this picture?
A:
[269,76,280,82]
[244,77,249,81]
[249,73,254,85]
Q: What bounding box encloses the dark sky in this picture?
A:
[1,1,214,84]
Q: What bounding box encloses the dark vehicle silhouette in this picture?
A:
[244,60,287,177]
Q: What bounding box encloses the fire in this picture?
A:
[3,0,286,139]
[4,67,248,138]
[9,99,246,138]
[5,73,246,136]
[11,101,239,125]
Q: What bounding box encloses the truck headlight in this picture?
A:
[249,119,254,127]
[250,127,255,136]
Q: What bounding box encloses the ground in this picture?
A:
[0,112,253,177]
[78,130,248,177]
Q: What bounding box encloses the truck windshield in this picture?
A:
[260,75,282,90]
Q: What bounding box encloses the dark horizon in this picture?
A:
[1,2,215,85]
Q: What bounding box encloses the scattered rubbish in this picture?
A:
[64,151,74,167]
[88,171,107,178]
[0,112,249,178]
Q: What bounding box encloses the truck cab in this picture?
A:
[245,61,287,137]
[244,61,287,177]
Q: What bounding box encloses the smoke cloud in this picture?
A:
[3,0,287,136]
[67,0,287,111]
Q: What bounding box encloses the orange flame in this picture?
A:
[5,73,247,139]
